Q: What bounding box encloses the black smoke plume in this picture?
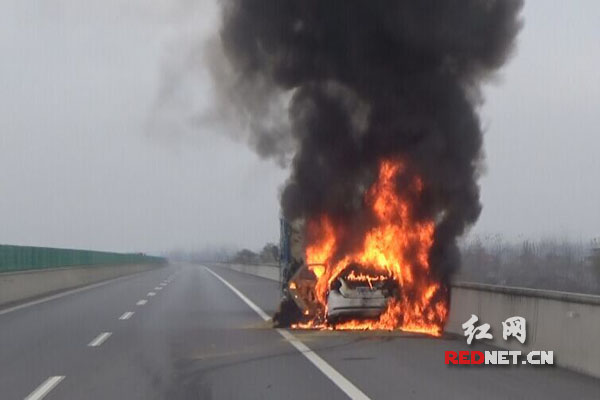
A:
[216,0,523,280]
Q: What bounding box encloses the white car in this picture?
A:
[326,272,393,321]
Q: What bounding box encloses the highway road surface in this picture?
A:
[1,263,599,399]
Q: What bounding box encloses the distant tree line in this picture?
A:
[458,235,600,295]
[230,243,279,265]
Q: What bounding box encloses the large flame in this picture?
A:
[301,159,448,336]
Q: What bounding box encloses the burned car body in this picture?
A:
[276,219,401,327]
[326,266,396,322]
[326,276,388,320]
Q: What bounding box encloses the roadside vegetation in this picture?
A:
[459,235,600,295]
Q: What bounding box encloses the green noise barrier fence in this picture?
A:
[0,244,165,273]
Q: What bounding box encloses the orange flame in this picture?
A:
[300,159,448,336]
[345,271,389,289]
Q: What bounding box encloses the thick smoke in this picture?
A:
[216,0,523,279]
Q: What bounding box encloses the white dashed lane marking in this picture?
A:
[25,376,65,400]
[136,300,147,306]
[119,311,134,320]
[88,332,112,347]
[147,292,156,297]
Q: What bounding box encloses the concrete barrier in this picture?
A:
[445,282,600,378]
[0,263,164,307]
[213,262,600,378]
[216,263,279,281]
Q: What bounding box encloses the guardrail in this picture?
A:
[0,244,165,273]
[213,262,600,379]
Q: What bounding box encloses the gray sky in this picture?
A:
[1,0,599,253]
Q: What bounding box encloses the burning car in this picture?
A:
[326,266,396,322]
[275,159,448,335]
[279,260,400,326]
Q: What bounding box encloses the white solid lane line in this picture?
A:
[136,300,147,306]
[25,376,65,400]
[147,292,156,296]
[204,267,371,400]
[119,311,134,320]
[88,332,112,347]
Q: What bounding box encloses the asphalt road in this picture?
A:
[1,263,599,399]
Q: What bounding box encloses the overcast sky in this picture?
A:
[1,1,599,253]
